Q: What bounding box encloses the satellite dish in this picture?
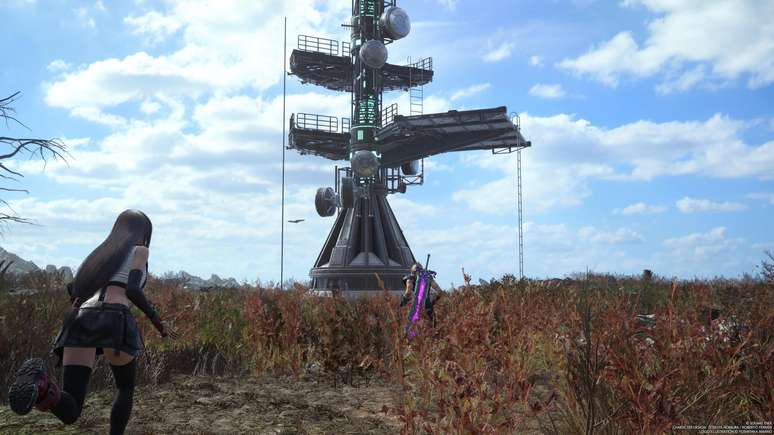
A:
[315,187,336,217]
[380,6,411,40]
[359,40,388,69]
[401,160,420,175]
[351,150,380,177]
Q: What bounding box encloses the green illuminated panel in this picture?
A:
[359,0,375,16]
[356,94,377,125]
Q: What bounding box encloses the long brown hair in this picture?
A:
[72,209,152,300]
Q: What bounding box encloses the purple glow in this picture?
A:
[411,276,427,324]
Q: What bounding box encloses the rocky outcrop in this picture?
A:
[0,247,39,275]
[45,264,73,282]
[161,271,241,290]
[1,246,239,291]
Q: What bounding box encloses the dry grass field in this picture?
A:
[1,269,772,434]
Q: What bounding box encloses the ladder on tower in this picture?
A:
[407,57,424,116]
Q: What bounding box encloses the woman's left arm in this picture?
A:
[124,246,166,336]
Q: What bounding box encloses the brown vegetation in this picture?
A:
[0,269,772,434]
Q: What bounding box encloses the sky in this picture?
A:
[1,0,773,286]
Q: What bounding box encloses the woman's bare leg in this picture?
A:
[103,348,135,367]
[62,347,96,369]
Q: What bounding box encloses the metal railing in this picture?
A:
[293,113,352,134]
[383,164,424,195]
[381,103,398,126]
[297,34,352,58]
[295,113,338,133]
[298,35,339,56]
[408,56,433,71]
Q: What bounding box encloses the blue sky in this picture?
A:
[1,0,772,286]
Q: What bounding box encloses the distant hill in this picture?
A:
[162,270,242,290]
[0,246,41,275]
[0,246,240,290]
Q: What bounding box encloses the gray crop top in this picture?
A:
[108,245,147,287]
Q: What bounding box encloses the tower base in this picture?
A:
[310,184,415,298]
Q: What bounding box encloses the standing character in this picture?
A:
[401,262,443,333]
[7,209,174,435]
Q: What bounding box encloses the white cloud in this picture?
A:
[663,227,743,258]
[140,99,161,115]
[483,42,514,63]
[451,112,774,215]
[452,158,593,214]
[450,83,491,101]
[656,65,706,94]
[752,242,773,252]
[532,112,767,181]
[655,226,748,277]
[529,55,543,66]
[46,59,71,73]
[423,158,453,172]
[45,0,350,114]
[578,226,644,244]
[614,202,667,215]
[70,107,128,128]
[676,197,748,214]
[3,0,36,6]
[517,222,651,277]
[528,83,566,99]
[125,11,183,44]
[382,92,450,116]
[74,7,96,29]
[559,1,774,90]
[436,0,457,11]
[746,192,774,205]
[559,32,649,87]
[19,0,768,284]
[58,137,92,151]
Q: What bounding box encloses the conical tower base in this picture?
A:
[310,185,415,298]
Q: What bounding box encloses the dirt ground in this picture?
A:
[0,373,404,435]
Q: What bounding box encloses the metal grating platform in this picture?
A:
[289,50,434,92]
[376,106,531,167]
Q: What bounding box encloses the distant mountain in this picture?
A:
[164,270,242,290]
[0,246,41,275]
[0,246,240,290]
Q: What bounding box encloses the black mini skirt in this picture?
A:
[52,302,143,364]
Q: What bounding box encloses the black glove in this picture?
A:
[66,282,74,302]
[151,315,168,337]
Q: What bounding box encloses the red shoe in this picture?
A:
[8,358,61,415]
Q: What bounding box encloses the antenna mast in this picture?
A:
[518,148,524,280]
[280,17,287,291]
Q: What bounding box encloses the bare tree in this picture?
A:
[1,92,68,225]
[762,250,774,283]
